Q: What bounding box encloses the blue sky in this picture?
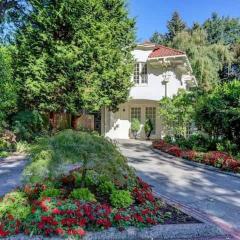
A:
[128,0,240,42]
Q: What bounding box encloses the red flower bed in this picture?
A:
[181,150,197,161]
[153,140,240,173]
[0,176,197,238]
[166,146,182,157]
[153,140,182,157]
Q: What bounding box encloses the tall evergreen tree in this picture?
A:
[15,0,135,115]
[0,46,17,124]
[150,31,167,45]
[203,13,240,45]
[166,11,186,41]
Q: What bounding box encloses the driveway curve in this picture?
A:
[0,154,27,196]
[118,139,240,238]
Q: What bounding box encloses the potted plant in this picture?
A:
[144,119,153,140]
[131,118,140,139]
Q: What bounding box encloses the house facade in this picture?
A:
[101,42,196,139]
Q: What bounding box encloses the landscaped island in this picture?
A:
[0,130,196,238]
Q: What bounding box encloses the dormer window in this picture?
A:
[134,62,148,85]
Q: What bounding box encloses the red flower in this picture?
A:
[146,217,155,224]
[166,146,182,157]
[133,214,143,222]
[38,222,44,229]
[56,228,65,235]
[78,218,87,226]
[96,218,111,229]
[114,213,123,221]
[52,208,61,214]
[67,228,85,236]
[141,209,150,215]
[0,226,9,237]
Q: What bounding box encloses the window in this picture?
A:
[134,63,140,84]
[145,107,156,133]
[134,63,148,84]
[141,63,148,84]
[131,107,141,121]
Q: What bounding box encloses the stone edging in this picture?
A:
[152,147,240,179]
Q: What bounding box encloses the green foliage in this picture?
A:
[216,140,238,156]
[187,132,212,152]
[12,110,48,141]
[144,119,154,139]
[40,188,61,199]
[203,13,240,45]
[74,170,100,188]
[0,46,17,125]
[131,118,140,133]
[159,90,197,137]
[15,141,30,153]
[0,191,31,220]
[195,80,240,147]
[23,130,135,186]
[163,135,173,144]
[15,0,135,114]
[150,32,167,45]
[171,29,233,90]
[110,190,133,208]
[97,180,115,196]
[0,138,14,152]
[166,11,186,41]
[70,188,96,202]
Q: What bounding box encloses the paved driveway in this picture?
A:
[0,155,27,196]
[118,139,240,237]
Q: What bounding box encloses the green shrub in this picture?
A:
[70,188,96,201]
[163,135,173,144]
[97,180,115,196]
[23,130,135,186]
[0,150,9,158]
[110,190,133,208]
[23,150,54,183]
[174,134,191,150]
[0,191,31,220]
[188,132,211,152]
[84,170,100,188]
[131,119,140,139]
[16,141,30,153]
[12,110,48,141]
[40,188,61,198]
[216,140,238,156]
[73,170,99,188]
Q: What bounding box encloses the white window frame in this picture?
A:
[133,62,148,85]
[131,107,141,122]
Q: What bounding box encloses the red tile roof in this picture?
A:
[148,45,185,59]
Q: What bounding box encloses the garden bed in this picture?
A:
[152,140,240,173]
[0,170,199,238]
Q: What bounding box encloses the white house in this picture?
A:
[101,42,196,139]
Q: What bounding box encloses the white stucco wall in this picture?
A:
[104,100,161,140]
[102,47,194,139]
[130,49,187,101]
